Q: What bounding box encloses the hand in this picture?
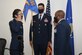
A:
[48,41,51,46]
[30,41,33,47]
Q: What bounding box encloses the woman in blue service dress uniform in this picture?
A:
[9,9,24,55]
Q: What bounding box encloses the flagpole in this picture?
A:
[23,0,38,54]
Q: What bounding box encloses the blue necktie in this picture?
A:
[39,14,42,20]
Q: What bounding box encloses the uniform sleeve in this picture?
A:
[48,16,52,42]
[9,21,20,32]
[29,18,33,41]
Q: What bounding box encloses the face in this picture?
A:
[38,5,44,13]
[54,12,60,23]
[16,11,23,20]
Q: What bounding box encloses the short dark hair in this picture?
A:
[55,10,65,18]
[12,9,21,18]
[38,3,44,7]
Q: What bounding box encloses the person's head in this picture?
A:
[38,3,45,14]
[13,9,23,20]
[55,10,65,20]
[54,10,65,23]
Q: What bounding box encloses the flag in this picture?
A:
[46,0,52,55]
[46,0,51,16]
[46,43,52,55]
[23,0,38,21]
[66,0,74,55]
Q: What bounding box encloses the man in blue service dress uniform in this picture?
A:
[9,9,24,55]
[54,10,72,55]
[29,3,52,55]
